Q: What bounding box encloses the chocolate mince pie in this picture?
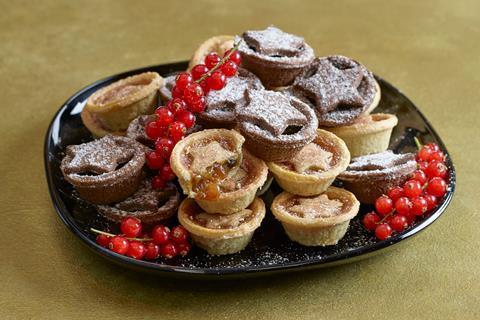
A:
[338,151,417,203]
[237,26,315,87]
[60,135,146,204]
[236,89,318,162]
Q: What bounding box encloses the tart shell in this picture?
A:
[188,35,234,70]
[178,197,266,255]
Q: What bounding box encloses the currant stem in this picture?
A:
[196,40,242,83]
[90,228,153,242]
[414,136,423,150]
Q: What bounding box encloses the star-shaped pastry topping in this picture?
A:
[294,56,365,114]
[62,136,136,175]
[195,209,252,229]
[114,180,176,212]
[289,143,333,173]
[243,26,305,57]
[188,141,238,175]
[237,90,307,136]
[289,194,343,219]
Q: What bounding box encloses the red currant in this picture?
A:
[160,164,176,181]
[175,72,193,91]
[388,186,404,202]
[175,109,195,129]
[191,64,209,81]
[145,120,164,139]
[155,108,174,128]
[425,143,440,152]
[424,193,438,211]
[167,98,187,114]
[221,60,238,77]
[426,177,447,197]
[205,52,221,69]
[390,215,408,232]
[375,195,394,216]
[411,196,428,216]
[199,80,210,95]
[171,85,184,99]
[146,151,164,170]
[120,217,142,238]
[183,83,204,106]
[151,175,166,189]
[430,151,445,162]
[425,160,447,178]
[411,170,428,185]
[418,161,428,171]
[176,242,191,257]
[96,234,111,248]
[145,242,161,260]
[155,137,174,158]
[171,226,189,244]
[395,197,412,215]
[169,121,187,143]
[207,71,226,91]
[403,180,423,198]
[362,212,380,231]
[417,146,433,162]
[375,223,393,240]
[126,241,147,260]
[152,225,171,245]
[224,49,242,65]
[109,236,130,255]
[189,96,206,113]
[160,243,177,259]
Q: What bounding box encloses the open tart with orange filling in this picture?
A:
[237,26,315,87]
[60,135,146,204]
[82,72,163,137]
[290,55,380,127]
[236,89,318,162]
[271,187,359,246]
[97,179,180,225]
[325,113,398,157]
[178,197,266,255]
[267,129,350,196]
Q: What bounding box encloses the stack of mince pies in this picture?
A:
[60,25,413,257]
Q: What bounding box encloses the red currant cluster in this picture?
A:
[144,46,242,190]
[93,217,191,260]
[363,142,449,240]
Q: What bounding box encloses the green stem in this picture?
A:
[196,40,242,84]
[90,228,153,242]
[414,136,423,150]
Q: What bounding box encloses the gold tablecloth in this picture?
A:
[1,0,478,319]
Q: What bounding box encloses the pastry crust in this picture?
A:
[267,129,350,196]
[188,35,234,70]
[178,197,266,255]
[363,81,381,115]
[271,187,359,246]
[83,72,163,136]
[325,113,398,157]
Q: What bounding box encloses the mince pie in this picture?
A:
[267,129,350,196]
[189,35,234,70]
[271,187,359,246]
[291,55,380,127]
[82,72,163,137]
[236,89,318,162]
[326,113,398,157]
[97,179,180,224]
[237,26,315,87]
[60,135,146,204]
[338,151,417,203]
[178,197,266,255]
[198,68,264,128]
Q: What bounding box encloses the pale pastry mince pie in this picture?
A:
[178,197,266,255]
[188,35,234,70]
[82,72,163,137]
[271,187,360,246]
[267,129,350,196]
[325,113,398,157]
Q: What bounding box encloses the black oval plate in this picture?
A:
[44,61,456,278]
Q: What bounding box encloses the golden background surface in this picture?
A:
[1,0,478,319]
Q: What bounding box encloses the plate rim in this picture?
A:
[44,61,456,277]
